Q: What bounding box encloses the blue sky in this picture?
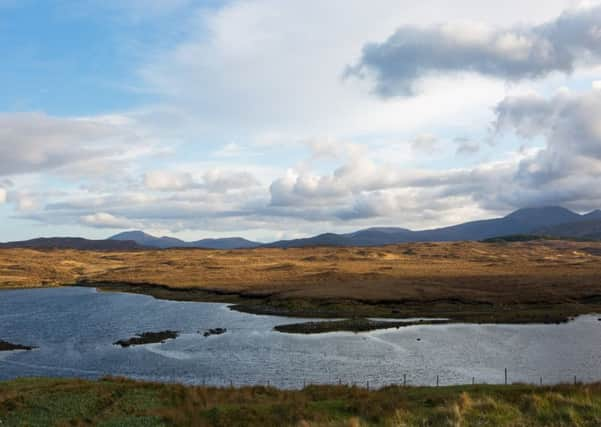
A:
[0,0,196,115]
[1,0,601,242]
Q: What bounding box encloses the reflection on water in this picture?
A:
[1,287,600,388]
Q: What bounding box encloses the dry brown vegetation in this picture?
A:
[2,241,601,321]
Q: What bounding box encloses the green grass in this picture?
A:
[2,377,601,426]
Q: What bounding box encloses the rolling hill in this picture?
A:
[109,231,261,249]
[0,237,143,251]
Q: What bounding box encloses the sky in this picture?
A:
[2,0,601,242]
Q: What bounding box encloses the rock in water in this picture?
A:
[202,328,227,337]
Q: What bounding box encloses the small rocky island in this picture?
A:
[202,328,227,337]
[113,331,179,348]
[274,318,449,334]
[0,339,36,351]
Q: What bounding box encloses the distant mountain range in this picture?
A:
[109,231,261,250]
[264,206,601,248]
[3,206,601,250]
[0,237,143,251]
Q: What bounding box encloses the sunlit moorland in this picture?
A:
[2,240,601,323]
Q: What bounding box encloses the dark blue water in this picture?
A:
[1,287,601,388]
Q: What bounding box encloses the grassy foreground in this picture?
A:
[2,378,601,426]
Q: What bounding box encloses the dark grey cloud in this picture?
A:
[348,5,601,96]
[495,89,601,185]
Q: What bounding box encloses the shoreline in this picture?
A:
[3,242,601,331]
[27,282,601,331]
[6,282,601,337]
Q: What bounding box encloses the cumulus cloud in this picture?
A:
[80,212,142,229]
[203,170,260,192]
[0,188,6,204]
[11,89,601,236]
[144,171,197,191]
[491,88,601,208]
[144,169,260,192]
[349,5,601,96]
[269,152,410,209]
[265,87,601,223]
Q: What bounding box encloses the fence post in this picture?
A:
[367,381,370,390]
[436,375,439,387]
[472,377,475,385]
[403,374,407,386]
[540,377,542,386]
[574,376,577,385]
[504,368,508,385]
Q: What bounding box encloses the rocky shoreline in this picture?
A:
[82,282,594,325]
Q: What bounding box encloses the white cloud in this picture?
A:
[140,0,573,142]
[80,212,142,229]
[144,171,196,191]
[144,169,260,192]
[411,134,439,153]
[0,188,6,204]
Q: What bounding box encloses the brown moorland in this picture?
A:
[2,240,601,322]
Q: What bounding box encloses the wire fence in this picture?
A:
[189,369,594,390]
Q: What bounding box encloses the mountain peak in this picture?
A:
[110,230,154,240]
[506,206,574,217]
[109,230,260,249]
[504,206,579,224]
